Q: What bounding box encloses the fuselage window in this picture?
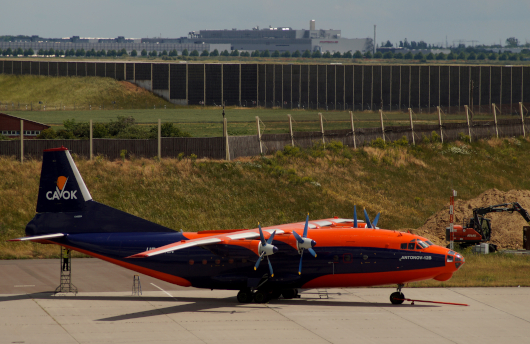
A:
[189,259,194,265]
[202,259,207,265]
[333,255,339,262]
[228,259,234,264]
[400,243,407,249]
[343,254,352,262]
[408,243,415,250]
[215,259,221,265]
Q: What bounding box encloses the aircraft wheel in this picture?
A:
[281,289,297,299]
[270,290,282,299]
[254,290,270,303]
[390,292,405,305]
[237,289,253,303]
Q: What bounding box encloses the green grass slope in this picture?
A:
[0,75,172,108]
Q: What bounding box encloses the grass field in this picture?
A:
[1,74,518,136]
[1,136,530,285]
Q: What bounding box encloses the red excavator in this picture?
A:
[446,202,530,252]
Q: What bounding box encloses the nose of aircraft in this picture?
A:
[447,248,465,270]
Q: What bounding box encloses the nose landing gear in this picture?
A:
[390,284,405,305]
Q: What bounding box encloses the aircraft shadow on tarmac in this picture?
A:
[0,292,435,322]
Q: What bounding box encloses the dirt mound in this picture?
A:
[415,189,530,249]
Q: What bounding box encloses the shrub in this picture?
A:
[371,137,387,149]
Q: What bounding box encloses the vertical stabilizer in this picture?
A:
[36,147,92,213]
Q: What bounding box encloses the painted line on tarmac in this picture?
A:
[150,283,178,300]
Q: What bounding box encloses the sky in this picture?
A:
[1,0,529,47]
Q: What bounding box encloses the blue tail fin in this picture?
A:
[27,147,174,236]
[36,147,92,213]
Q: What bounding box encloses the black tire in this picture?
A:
[270,290,282,299]
[281,289,296,299]
[390,292,405,305]
[489,244,498,253]
[254,290,269,303]
[237,289,253,303]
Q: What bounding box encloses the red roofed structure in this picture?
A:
[0,113,50,139]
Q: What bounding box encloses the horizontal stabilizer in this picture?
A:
[8,233,65,242]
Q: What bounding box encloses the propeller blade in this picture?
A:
[298,253,303,275]
[364,208,372,228]
[292,230,304,244]
[308,247,317,257]
[266,230,276,245]
[372,212,381,228]
[254,252,265,270]
[353,205,358,228]
[258,223,266,245]
[303,213,309,238]
[267,256,274,277]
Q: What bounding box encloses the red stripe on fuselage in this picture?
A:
[53,241,192,287]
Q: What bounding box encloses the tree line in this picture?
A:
[35,116,191,140]
[0,47,528,62]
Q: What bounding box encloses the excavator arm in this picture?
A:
[471,202,530,241]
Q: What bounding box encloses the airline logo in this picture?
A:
[46,176,77,200]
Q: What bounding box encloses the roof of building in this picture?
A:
[0,113,50,128]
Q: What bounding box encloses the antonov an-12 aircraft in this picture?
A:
[10,147,465,304]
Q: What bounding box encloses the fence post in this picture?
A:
[437,106,443,143]
[288,114,294,147]
[520,102,526,137]
[224,118,230,161]
[409,108,415,145]
[350,111,356,149]
[89,119,93,160]
[492,103,499,138]
[319,112,325,145]
[256,116,262,155]
[158,119,161,160]
[379,109,385,142]
[465,105,472,142]
[20,120,23,163]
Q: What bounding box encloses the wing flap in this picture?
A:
[127,237,222,258]
[126,228,285,258]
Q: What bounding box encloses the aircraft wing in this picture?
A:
[8,233,65,241]
[127,228,284,258]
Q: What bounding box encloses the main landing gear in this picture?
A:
[390,284,405,305]
[237,288,299,303]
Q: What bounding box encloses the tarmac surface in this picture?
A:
[1,259,530,344]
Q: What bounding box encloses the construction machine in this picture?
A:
[446,202,530,252]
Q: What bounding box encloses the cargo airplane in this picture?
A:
[10,147,465,304]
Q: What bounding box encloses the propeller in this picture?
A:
[353,205,358,228]
[254,223,278,277]
[363,208,381,229]
[292,214,317,275]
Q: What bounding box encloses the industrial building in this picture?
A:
[0,20,371,55]
[185,20,373,54]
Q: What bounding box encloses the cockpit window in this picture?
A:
[447,255,454,263]
[425,241,433,246]
[417,240,429,249]
[448,250,455,255]
[400,243,407,249]
[409,239,416,243]
[408,243,415,250]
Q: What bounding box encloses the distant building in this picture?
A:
[0,20,371,55]
[0,113,49,139]
[184,20,372,54]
